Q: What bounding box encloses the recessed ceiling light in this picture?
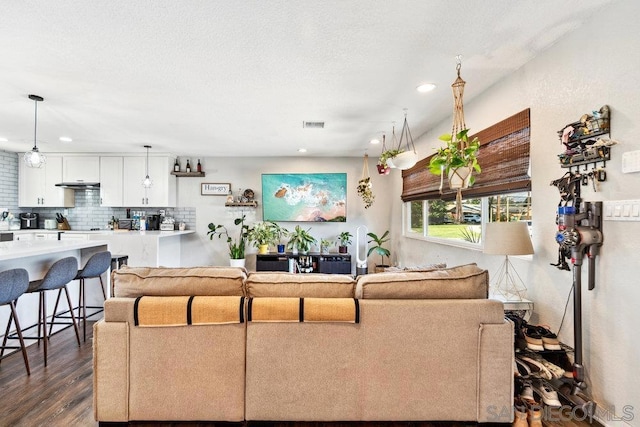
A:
[369,139,380,145]
[0,137,8,142]
[298,148,307,153]
[59,136,73,142]
[416,83,436,93]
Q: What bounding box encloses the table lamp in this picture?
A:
[483,221,534,301]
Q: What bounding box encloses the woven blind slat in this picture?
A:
[402,109,530,202]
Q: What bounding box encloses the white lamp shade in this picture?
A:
[483,221,533,256]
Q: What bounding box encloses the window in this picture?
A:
[402,109,531,247]
[405,192,531,246]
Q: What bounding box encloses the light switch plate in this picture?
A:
[622,150,640,173]
[603,200,640,221]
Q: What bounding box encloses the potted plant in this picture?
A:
[207,214,249,267]
[247,221,278,254]
[428,129,481,189]
[287,225,316,254]
[367,230,391,273]
[337,231,352,254]
[269,221,289,254]
[378,148,403,173]
[320,238,332,254]
[357,177,375,209]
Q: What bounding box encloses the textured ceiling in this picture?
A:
[0,0,614,158]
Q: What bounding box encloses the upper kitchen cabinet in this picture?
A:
[62,156,100,183]
[18,155,75,207]
[99,156,123,207]
[123,156,176,207]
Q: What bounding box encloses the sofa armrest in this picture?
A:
[93,319,129,422]
[478,320,514,423]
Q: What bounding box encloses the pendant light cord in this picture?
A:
[33,97,38,149]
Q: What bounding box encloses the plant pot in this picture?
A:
[448,166,473,189]
[338,245,348,254]
[376,164,390,175]
[277,244,285,254]
[374,265,389,273]
[258,244,269,254]
[230,258,246,268]
[390,151,418,170]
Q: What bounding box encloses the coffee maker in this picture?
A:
[20,213,39,229]
[147,214,161,230]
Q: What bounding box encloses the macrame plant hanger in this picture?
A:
[451,55,467,222]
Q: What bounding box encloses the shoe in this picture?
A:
[513,400,528,427]
[534,382,562,407]
[515,358,531,377]
[523,352,566,379]
[519,383,537,406]
[535,325,562,351]
[522,325,545,351]
[518,355,552,380]
[528,407,543,427]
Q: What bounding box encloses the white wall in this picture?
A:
[176,156,394,272]
[393,1,640,423]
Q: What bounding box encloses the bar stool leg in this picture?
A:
[9,301,30,375]
[49,288,64,338]
[0,309,12,359]
[80,278,87,342]
[41,292,48,366]
[62,285,81,347]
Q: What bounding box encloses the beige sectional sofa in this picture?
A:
[93,264,514,424]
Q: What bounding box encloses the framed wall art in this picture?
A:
[262,173,346,222]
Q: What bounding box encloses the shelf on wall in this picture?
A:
[225,201,258,208]
[171,171,205,177]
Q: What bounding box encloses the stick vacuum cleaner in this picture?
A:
[555,201,603,419]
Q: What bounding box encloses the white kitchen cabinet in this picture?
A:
[123,156,176,207]
[63,156,100,183]
[99,157,124,206]
[18,155,75,207]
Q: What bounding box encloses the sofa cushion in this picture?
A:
[112,266,246,297]
[245,272,355,298]
[355,263,488,299]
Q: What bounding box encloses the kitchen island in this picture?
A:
[0,239,109,344]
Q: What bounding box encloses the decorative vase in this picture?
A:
[448,166,473,189]
[258,244,269,254]
[230,258,246,268]
[291,246,299,255]
[277,244,285,254]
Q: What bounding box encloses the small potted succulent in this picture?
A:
[337,231,353,254]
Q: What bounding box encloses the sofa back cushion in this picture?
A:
[112,266,246,297]
[355,263,488,299]
[246,272,355,298]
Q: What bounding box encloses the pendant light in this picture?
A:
[24,94,46,168]
[142,145,153,188]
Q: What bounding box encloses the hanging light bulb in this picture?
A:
[24,94,46,168]
[142,145,153,188]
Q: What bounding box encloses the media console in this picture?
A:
[255,252,351,274]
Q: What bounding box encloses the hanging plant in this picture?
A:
[376,134,397,174]
[358,154,375,208]
[388,112,418,170]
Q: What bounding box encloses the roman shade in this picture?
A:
[402,109,531,201]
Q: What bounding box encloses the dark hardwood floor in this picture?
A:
[0,318,598,427]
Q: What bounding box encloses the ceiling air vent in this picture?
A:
[303,121,325,129]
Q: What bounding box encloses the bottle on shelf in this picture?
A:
[197,159,202,173]
[174,157,180,172]
[186,159,191,173]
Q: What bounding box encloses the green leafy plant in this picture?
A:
[287,225,317,253]
[378,148,404,168]
[320,238,332,253]
[428,129,481,185]
[367,230,391,266]
[357,177,375,209]
[338,231,353,247]
[247,221,278,248]
[270,221,290,244]
[208,215,249,259]
[459,226,481,243]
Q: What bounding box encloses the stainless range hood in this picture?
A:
[55,181,100,189]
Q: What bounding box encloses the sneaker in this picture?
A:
[519,383,538,406]
[534,382,562,407]
[535,325,562,351]
[522,325,545,351]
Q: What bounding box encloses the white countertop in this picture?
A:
[0,239,110,262]
[10,229,195,237]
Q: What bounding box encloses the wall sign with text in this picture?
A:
[201,183,231,196]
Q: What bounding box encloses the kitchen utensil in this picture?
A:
[44,219,58,229]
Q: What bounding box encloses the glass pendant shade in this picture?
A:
[24,94,46,168]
